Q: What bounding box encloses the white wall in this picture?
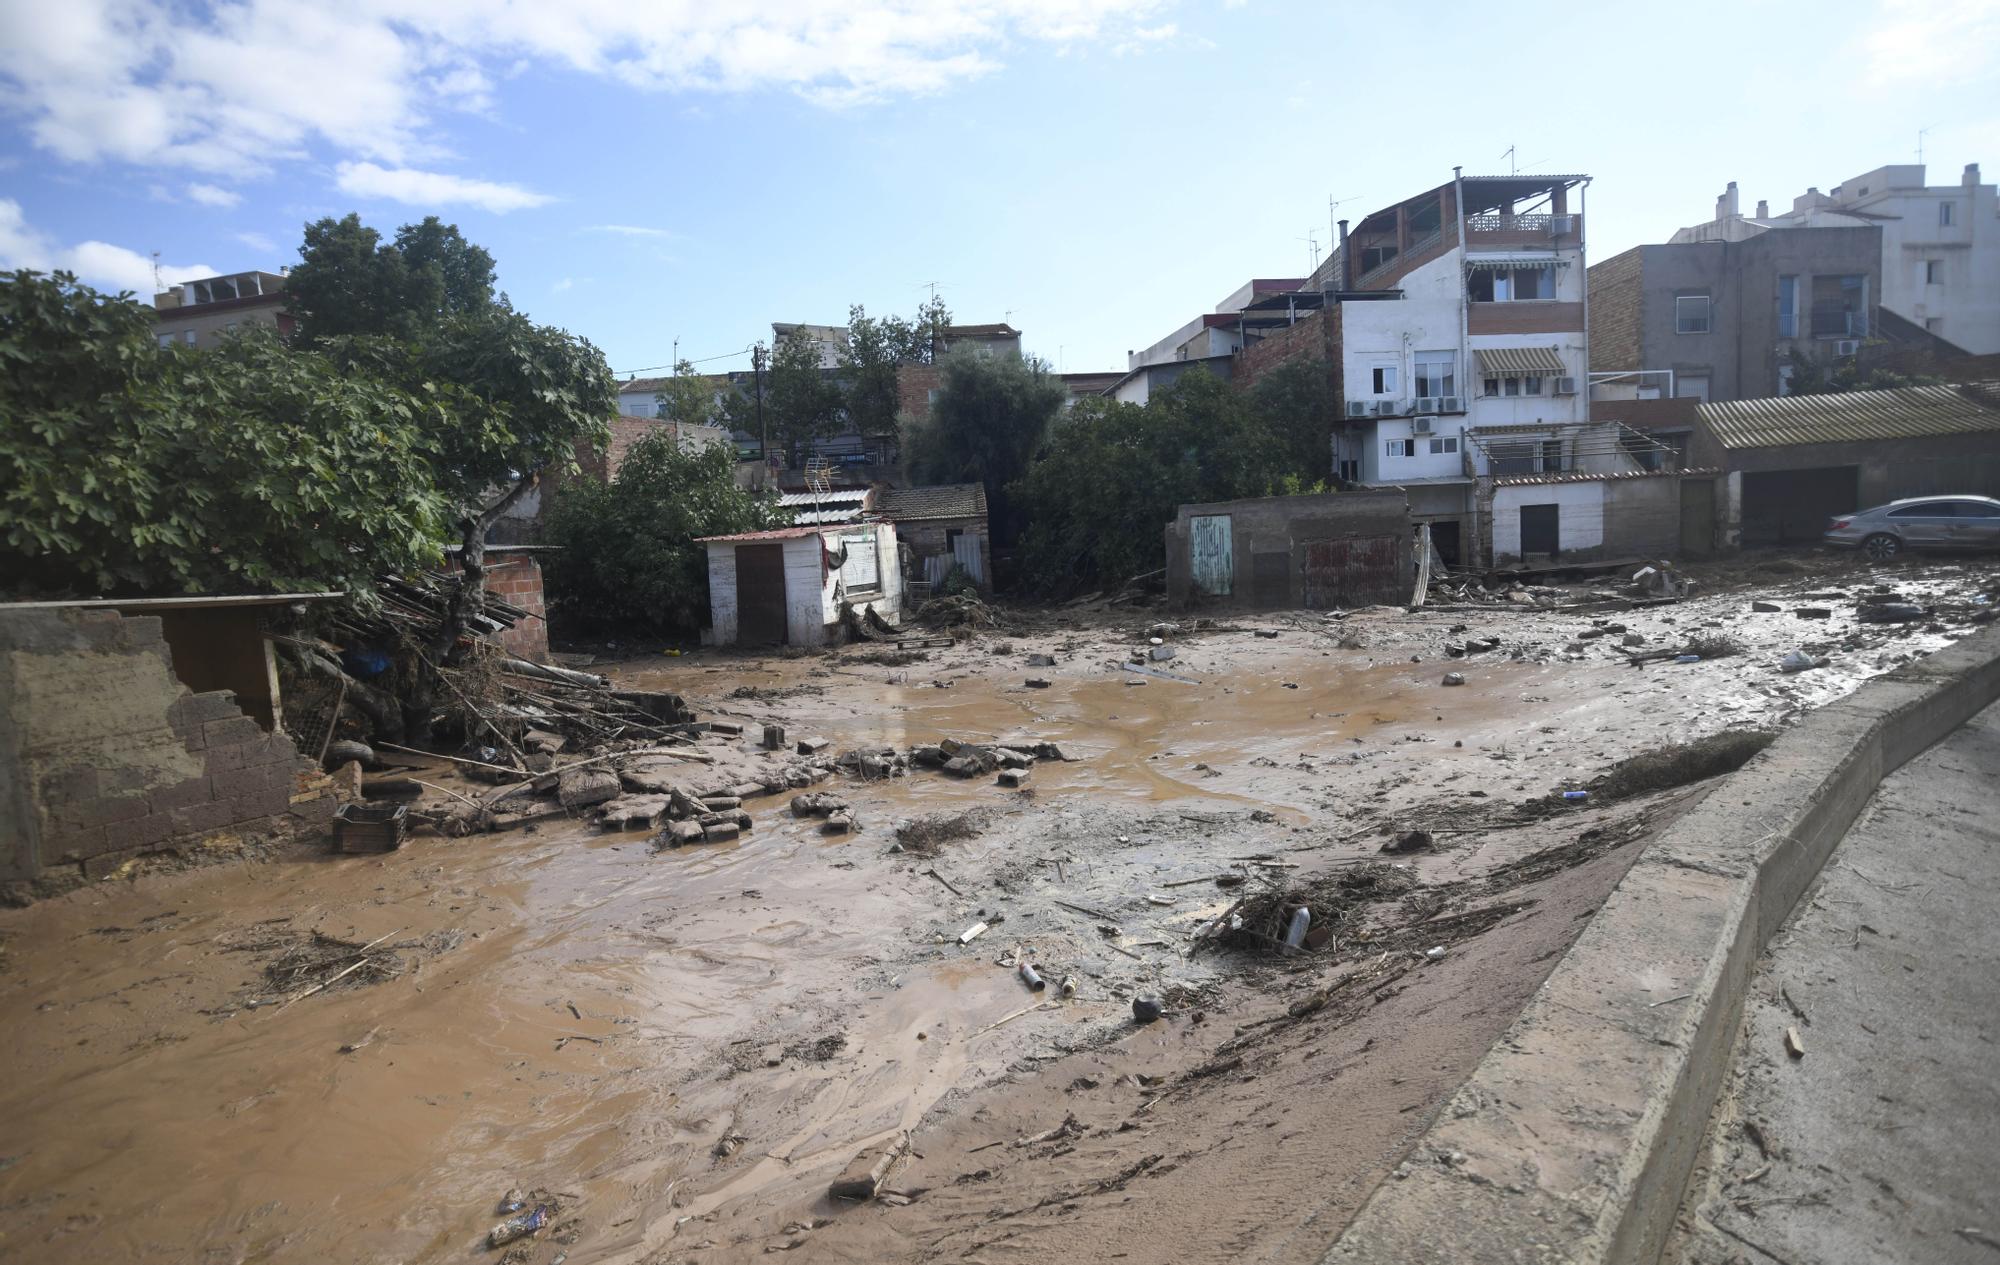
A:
[810,523,903,643]
[1492,482,1606,561]
[704,543,738,645]
[1838,168,1998,354]
[1371,417,1469,482]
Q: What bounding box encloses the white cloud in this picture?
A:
[0,198,214,294]
[586,224,676,238]
[552,276,573,291]
[236,230,277,253]
[334,161,553,212]
[1858,0,2000,88]
[0,1,1170,182]
[186,182,241,207]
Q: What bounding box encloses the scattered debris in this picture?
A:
[1784,1026,1806,1059]
[1132,996,1163,1024]
[829,1132,909,1200]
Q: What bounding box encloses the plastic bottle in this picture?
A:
[1674,654,1701,664]
[1562,790,1589,801]
[489,1205,552,1249]
[1282,907,1312,951]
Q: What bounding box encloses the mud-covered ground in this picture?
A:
[0,552,1992,1264]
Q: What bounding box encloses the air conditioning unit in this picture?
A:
[1412,415,1434,435]
[1346,400,1371,419]
[1551,214,1575,235]
[1375,400,1400,417]
[1835,339,1861,357]
[1553,376,1578,395]
[1439,396,1463,413]
[1416,398,1441,415]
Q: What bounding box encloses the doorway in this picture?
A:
[1520,503,1560,556]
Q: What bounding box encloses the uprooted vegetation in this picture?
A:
[1680,632,1745,659]
[1201,863,1419,955]
[895,810,988,856]
[1590,728,1777,801]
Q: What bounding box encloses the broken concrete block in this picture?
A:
[702,822,741,843]
[823,813,853,834]
[762,724,787,750]
[1441,672,1465,687]
[1149,644,1176,661]
[1025,653,1056,667]
[598,795,671,830]
[1025,677,1051,689]
[1795,608,1833,620]
[1752,601,1781,613]
[523,728,566,755]
[662,820,706,847]
[1254,629,1280,639]
[796,737,831,756]
[707,721,744,736]
[557,767,621,810]
[729,781,766,799]
[829,1132,909,1201]
[1032,742,1070,762]
[909,744,947,767]
[701,796,743,812]
[998,768,1029,788]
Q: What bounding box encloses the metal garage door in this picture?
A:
[1302,535,1405,609]
[735,544,788,644]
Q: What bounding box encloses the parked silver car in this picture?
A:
[1823,495,2000,559]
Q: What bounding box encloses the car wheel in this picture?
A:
[1862,533,1902,561]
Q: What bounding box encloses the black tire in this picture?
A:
[1862,533,1902,561]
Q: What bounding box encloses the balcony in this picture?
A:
[1465,212,1582,248]
[1809,307,1868,339]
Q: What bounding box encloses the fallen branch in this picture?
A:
[970,1001,1057,1038]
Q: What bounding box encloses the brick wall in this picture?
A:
[0,608,345,900]
[1235,308,1342,394]
[897,364,944,424]
[484,553,549,659]
[1587,247,1644,374]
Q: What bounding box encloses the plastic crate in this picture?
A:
[333,802,408,853]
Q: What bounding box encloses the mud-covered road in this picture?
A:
[0,554,1990,1264]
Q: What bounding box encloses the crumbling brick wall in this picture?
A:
[0,608,341,899]
[485,552,550,660]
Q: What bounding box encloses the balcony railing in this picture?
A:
[1809,308,1868,338]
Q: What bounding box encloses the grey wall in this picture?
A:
[1166,490,1412,608]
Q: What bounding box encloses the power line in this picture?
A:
[614,345,755,377]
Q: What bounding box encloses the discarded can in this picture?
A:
[1059,974,1078,999]
[488,1204,553,1249]
[1018,962,1046,992]
[1674,654,1701,664]
[1562,790,1589,801]
[1282,906,1312,951]
[1132,996,1163,1023]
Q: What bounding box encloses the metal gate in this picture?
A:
[1302,535,1405,609]
[1189,515,1232,596]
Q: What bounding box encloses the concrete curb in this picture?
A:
[1323,622,2000,1264]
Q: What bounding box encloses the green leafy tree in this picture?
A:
[0,271,451,597]
[1014,368,1288,592]
[910,292,952,363]
[765,329,845,467]
[543,433,787,633]
[655,360,722,429]
[287,213,496,343]
[839,305,908,438]
[1251,359,1339,485]
[903,345,1066,545]
[1782,346,1939,396]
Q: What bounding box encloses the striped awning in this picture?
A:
[1476,346,1566,376]
[1464,254,1570,271]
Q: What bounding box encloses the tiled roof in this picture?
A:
[695,526,827,544]
[1700,383,2000,450]
[1490,467,1721,488]
[877,483,989,522]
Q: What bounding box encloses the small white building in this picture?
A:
[698,522,903,647]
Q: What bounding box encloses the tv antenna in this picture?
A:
[1297,228,1321,272]
[151,250,162,293]
[1917,123,1935,165]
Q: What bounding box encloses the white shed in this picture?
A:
[698,522,904,647]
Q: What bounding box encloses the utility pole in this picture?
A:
[753,341,768,467]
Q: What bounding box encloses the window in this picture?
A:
[1926,259,1944,285]
[1413,352,1455,400]
[1428,436,1459,455]
[1371,366,1398,395]
[1940,201,1956,227]
[1676,294,1712,334]
[182,329,197,345]
[1482,377,1499,397]
[1469,265,1555,302]
[1956,500,2000,518]
[1675,374,1710,402]
[1889,502,1955,519]
[1385,439,1415,458]
[1777,275,1798,338]
[1483,376,1542,397]
[1522,375,1543,396]
[156,333,175,350]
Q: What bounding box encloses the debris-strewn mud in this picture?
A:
[0,552,1991,1264]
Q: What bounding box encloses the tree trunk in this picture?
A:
[431,471,540,668]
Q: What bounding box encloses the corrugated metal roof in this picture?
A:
[1490,467,1721,488]
[877,483,989,521]
[695,526,826,544]
[1701,383,2000,450]
[776,490,867,506]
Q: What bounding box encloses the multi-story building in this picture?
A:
[150,270,291,348]
[1669,164,1998,355]
[1589,194,1883,402]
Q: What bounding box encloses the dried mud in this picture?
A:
[0,553,1991,1264]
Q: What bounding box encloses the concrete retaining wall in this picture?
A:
[1326,622,2000,1263]
[0,608,344,900]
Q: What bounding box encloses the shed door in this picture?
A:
[735,544,788,645]
[1679,480,1715,555]
[1520,504,1560,556]
[1189,515,1233,596]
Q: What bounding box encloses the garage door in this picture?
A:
[1742,467,1858,545]
[1302,535,1405,609]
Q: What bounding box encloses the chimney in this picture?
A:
[1756,199,1769,219]
[1716,180,1739,221]
[1338,218,1351,291]
[1967,162,1983,188]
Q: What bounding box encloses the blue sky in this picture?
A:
[2,0,1996,377]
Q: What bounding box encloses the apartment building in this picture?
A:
[150,270,291,348]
